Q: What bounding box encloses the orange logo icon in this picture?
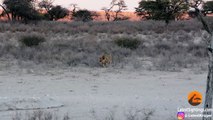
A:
[188,91,202,106]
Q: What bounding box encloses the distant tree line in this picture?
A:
[0,0,213,23]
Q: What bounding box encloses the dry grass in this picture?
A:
[0,18,211,70]
[1,17,213,34]
[12,109,154,120]
[91,108,155,120]
[12,110,70,120]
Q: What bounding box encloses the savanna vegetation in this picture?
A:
[0,0,212,71]
[0,0,213,120]
[0,18,212,71]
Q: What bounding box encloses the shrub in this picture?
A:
[72,9,94,22]
[203,1,213,14]
[12,110,70,120]
[19,35,45,47]
[114,37,141,50]
[47,5,69,20]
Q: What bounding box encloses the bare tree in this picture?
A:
[102,0,128,21]
[111,0,128,21]
[102,7,112,21]
[70,4,79,14]
[69,3,79,20]
[186,0,213,120]
[38,0,54,11]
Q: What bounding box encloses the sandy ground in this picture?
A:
[0,67,208,120]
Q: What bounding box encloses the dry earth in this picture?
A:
[0,67,207,120]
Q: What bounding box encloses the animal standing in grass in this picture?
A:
[99,54,112,67]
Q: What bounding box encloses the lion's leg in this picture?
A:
[103,63,106,68]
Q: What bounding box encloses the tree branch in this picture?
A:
[0,4,11,21]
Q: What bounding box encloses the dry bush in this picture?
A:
[19,35,45,47]
[114,37,141,50]
[91,108,154,120]
[124,109,154,120]
[12,110,70,120]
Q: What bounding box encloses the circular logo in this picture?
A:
[188,91,202,106]
[177,112,185,120]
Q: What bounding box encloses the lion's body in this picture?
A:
[99,54,112,67]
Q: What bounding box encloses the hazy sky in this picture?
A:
[51,0,211,11]
[51,0,141,11]
[0,0,140,11]
[0,0,210,11]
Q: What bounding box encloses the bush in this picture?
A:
[12,110,70,120]
[203,1,213,14]
[47,5,69,20]
[114,37,141,50]
[20,35,45,47]
[72,9,94,22]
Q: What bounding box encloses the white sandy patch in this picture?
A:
[0,97,64,111]
[0,67,207,120]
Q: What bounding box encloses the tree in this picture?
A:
[69,4,80,20]
[185,0,213,120]
[47,5,68,20]
[102,7,112,21]
[110,0,128,21]
[102,0,128,21]
[135,0,188,24]
[203,1,213,15]
[38,0,53,11]
[72,9,94,22]
[2,0,41,21]
[38,0,68,21]
[70,4,79,14]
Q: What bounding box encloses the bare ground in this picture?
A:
[0,67,207,120]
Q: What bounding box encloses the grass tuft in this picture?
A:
[12,110,70,120]
[114,37,141,50]
[20,35,45,47]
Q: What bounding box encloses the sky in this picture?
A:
[52,0,211,11]
[52,0,141,11]
[0,0,140,11]
[0,0,211,11]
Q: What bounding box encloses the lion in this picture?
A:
[99,54,112,67]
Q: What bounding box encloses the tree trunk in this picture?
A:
[203,35,213,120]
[0,4,11,21]
[183,1,213,119]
